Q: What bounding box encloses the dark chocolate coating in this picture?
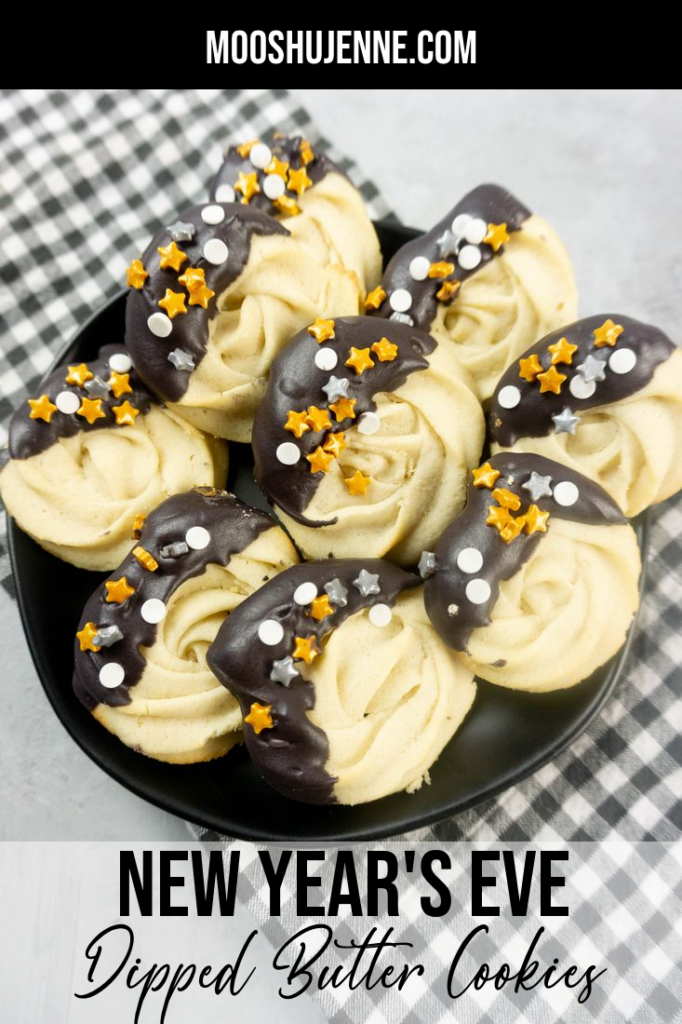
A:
[252,316,436,526]
[369,184,530,330]
[490,314,676,447]
[209,133,345,216]
[125,203,287,403]
[424,453,626,653]
[73,489,276,712]
[3,345,153,462]
[207,558,420,804]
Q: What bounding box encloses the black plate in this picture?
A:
[8,221,648,841]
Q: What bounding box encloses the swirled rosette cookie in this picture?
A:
[367,184,577,401]
[125,202,362,442]
[209,133,381,293]
[0,345,226,570]
[489,315,682,517]
[73,489,298,763]
[423,453,641,692]
[207,559,476,804]
[252,316,484,564]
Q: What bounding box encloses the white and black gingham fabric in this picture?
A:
[1,92,680,838]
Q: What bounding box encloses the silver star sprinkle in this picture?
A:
[167,221,195,242]
[353,569,380,597]
[437,228,460,258]
[270,656,299,686]
[93,624,123,647]
[168,348,196,372]
[576,354,607,383]
[160,540,189,558]
[418,551,438,579]
[321,375,350,403]
[324,578,348,607]
[522,471,553,502]
[552,406,581,435]
[447,604,459,617]
[85,375,112,399]
[389,312,414,326]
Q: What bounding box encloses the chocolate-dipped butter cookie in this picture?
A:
[423,453,641,692]
[490,314,682,517]
[368,184,577,401]
[73,489,298,764]
[208,559,476,805]
[0,345,226,571]
[252,315,484,565]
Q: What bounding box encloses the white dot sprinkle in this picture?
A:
[369,603,392,627]
[458,244,482,271]
[148,312,173,338]
[276,442,301,465]
[609,348,637,375]
[201,204,225,225]
[109,352,132,373]
[389,288,412,313]
[464,218,487,245]
[466,579,491,605]
[203,239,229,265]
[357,411,380,435]
[452,213,472,235]
[186,526,211,550]
[141,598,166,624]
[55,391,80,414]
[315,348,338,371]
[553,480,580,507]
[498,385,521,409]
[569,375,597,400]
[263,173,285,200]
[258,619,284,646]
[457,547,484,574]
[214,183,235,204]
[409,256,431,281]
[294,582,318,606]
[99,663,125,688]
[250,143,272,169]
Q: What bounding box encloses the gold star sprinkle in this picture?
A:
[284,410,310,438]
[429,261,456,279]
[76,621,101,652]
[323,432,346,458]
[65,363,93,388]
[371,337,398,362]
[158,289,187,319]
[593,319,624,348]
[236,139,259,158]
[329,397,357,422]
[132,514,146,539]
[126,259,147,289]
[548,337,578,366]
[234,171,261,203]
[537,365,567,394]
[27,394,57,423]
[492,487,522,511]
[436,279,461,303]
[178,266,206,292]
[274,195,301,217]
[486,505,512,530]
[157,240,188,272]
[310,595,334,621]
[287,167,313,196]
[306,446,335,474]
[133,546,158,572]
[523,505,550,535]
[108,372,132,399]
[499,516,525,544]
[518,354,544,382]
[189,283,215,308]
[364,286,387,310]
[299,139,315,165]
[345,347,375,375]
[483,222,510,252]
[264,156,289,179]
[345,470,371,495]
[112,401,139,426]
[305,406,332,432]
[105,576,135,604]
[244,702,273,734]
[308,318,336,343]
[472,463,501,489]
[77,398,106,424]
[292,635,320,665]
